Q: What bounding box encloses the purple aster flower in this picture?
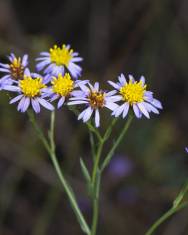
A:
[108,74,163,119]
[0,53,28,86]
[36,44,83,79]
[3,69,54,113]
[68,82,120,127]
[185,147,188,153]
[107,155,133,178]
[42,73,88,109]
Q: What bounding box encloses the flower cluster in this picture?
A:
[0,44,162,127]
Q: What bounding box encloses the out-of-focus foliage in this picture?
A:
[0,0,188,234]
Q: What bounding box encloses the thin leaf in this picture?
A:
[80,158,91,183]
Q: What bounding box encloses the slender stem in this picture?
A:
[89,131,96,161]
[145,202,188,235]
[86,122,102,142]
[28,111,90,235]
[90,136,104,235]
[91,140,104,184]
[101,114,133,172]
[28,111,51,154]
[90,142,103,235]
[102,118,118,142]
[91,193,99,235]
[90,118,119,235]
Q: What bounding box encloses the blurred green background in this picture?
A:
[0,0,188,234]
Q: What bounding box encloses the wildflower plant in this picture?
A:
[0,44,188,235]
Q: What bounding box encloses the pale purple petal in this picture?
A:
[122,103,130,118]
[44,63,56,74]
[50,94,59,101]
[78,108,87,120]
[78,83,90,93]
[31,98,41,113]
[10,94,23,104]
[83,107,93,122]
[40,52,50,56]
[113,104,126,117]
[133,104,141,118]
[105,101,119,111]
[94,82,99,91]
[17,97,27,112]
[0,63,10,68]
[140,76,145,85]
[105,90,117,96]
[71,90,85,97]
[118,74,126,85]
[151,99,163,109]
[137,102,150,118]
[36,60,51,71]
[57,97,65,108]
[0,68,10,73]
[21,97,30,112]
[3,85,20,92]
[68,62,82,78]
[24,68,31,77]
[37,98,54,111]
[128,74,135,82]
[108,81,121,90]
[67,100,89,105]
[144,102,159,114]
[95,109,100,127]
[22,54,28,66]
[1,75,11,80]
[106,95,122,102]
[71,57,83,62]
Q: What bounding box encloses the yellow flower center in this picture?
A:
[49,44,73,66]
[10,58,24,80]
[51,73,74,97]
[19,76,46,97]
[88,91,105,109]
[120,80,146,105]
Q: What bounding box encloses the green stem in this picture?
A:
[91,192,99,235]
[91,140,104,184]
[89,131,96,161]
[90,118,119,235]
[28,111,51,154]
[90,142,103,235]
[101,114,133,172]
[28,111,90,235]
[145,202,188,235]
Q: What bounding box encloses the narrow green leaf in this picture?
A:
[80,158,91,183]
[173,181,188,208]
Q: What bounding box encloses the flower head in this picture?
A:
[68,82,119,127]
[108,74,162,119]
[52,73,74,97]
[0,53,28,86]
[36,44,83,79]
[42,73,87,108]
[3,69,54,113]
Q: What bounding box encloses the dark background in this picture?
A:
[0,0,188,234]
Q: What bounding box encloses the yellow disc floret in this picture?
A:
[120,80,146,105]
[19,75,46,97]
[88,91,105,109]
[52,73,74,97]
[10,57,24,80]
[50,44,73,66]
